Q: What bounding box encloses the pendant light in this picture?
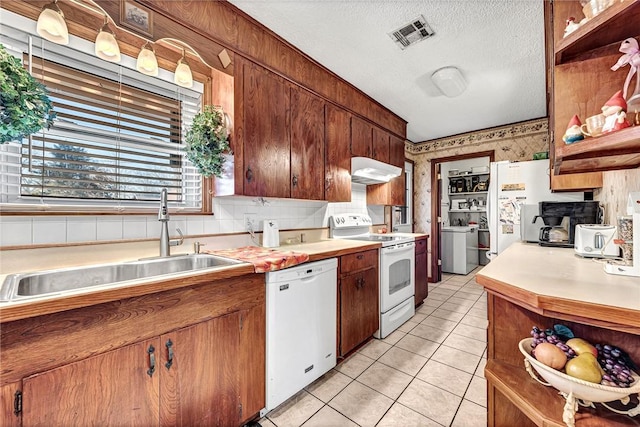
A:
[95,17,121,63]
[174,49,193,88]
[137,42,158,76]
[36,0,69,45]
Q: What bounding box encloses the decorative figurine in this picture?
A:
[563,17,582,37]
[601,90,631,134]
[611,37,640,112]
[562,114,584,144]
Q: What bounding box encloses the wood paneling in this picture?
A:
[291,87,325,200]
[414,236,428,307]
[325,104,352,202]
[389,135,405,168]
[145,0,406,137]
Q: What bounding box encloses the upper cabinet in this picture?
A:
[372,127,390,163]
[238,61,291,198]
[351,117,373,158]
[291,87,326,200]
[550,0,640,176]
[325,104,352,202]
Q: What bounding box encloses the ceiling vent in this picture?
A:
[388,15,434,50]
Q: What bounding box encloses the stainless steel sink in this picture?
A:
[0,254,242,302]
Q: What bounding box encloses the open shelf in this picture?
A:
[486,360,638,426]
[448,171,489,179]
[554,126,640,174]
[449,209,486,213]
[554,0,640,65]
[448,191,488,196]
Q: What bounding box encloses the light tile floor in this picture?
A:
[259,268,488,427]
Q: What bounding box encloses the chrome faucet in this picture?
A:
[158,188,183,257]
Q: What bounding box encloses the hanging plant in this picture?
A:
[185,105,230,178]
[0,44,56,144]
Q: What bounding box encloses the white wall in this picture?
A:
[0,184,385,246]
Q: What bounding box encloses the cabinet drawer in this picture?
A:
[340,250,378,274]
[415,237,427,255]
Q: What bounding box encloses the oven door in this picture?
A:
[380,242,415,312]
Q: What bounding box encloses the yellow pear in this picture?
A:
[566,338,598,357]
[565,353,603,383]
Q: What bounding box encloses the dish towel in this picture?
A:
[205,246,310,273]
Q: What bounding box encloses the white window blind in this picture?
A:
[0,23,203,210]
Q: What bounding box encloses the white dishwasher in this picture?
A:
[265,258,337,412]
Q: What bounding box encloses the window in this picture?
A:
[0,21,203,211]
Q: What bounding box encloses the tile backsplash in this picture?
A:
[0,183,384,247]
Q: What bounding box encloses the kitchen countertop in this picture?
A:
[475,242,640,328]
[0,238,381,322]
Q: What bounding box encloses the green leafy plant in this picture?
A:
[185,105,230,177]
[0,44,56,144]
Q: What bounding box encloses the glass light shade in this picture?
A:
[431,66,467,98]
[95,24,121,63]
[36,2,69,45]
[174,57,193,88]
[137,43,158,76]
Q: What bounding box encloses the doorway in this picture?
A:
[429,150,494,283]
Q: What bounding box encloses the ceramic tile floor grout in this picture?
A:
[259,267,489,427]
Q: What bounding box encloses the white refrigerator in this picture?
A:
[487,160,583,260]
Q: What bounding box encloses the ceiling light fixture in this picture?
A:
[95,17,121,63]
[174,49,193,88]
[431,66,467,97]
[137,42,158,76]
[36,0,69,45]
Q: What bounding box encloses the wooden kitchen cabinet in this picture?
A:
[325,103,352,202]
[549,0,640,178]
[338,249,379,357]
[351,116,373,158]
[372,127,390,163]
[291,86,326,200]
[1,273,265,427]
[238,60,291,198]
[1,381,20,427]
[414,236,428,307]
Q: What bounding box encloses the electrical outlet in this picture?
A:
[244,213,257,231]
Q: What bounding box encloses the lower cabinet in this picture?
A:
[338,250,379,357]
[1,273,265,427]
[414,236,428,307]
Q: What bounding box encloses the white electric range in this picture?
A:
[330,214,415,338]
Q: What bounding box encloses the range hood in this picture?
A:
[351,157,401,185]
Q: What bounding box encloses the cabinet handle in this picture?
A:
[325,177,332,191]
[292,175,298,187]
[147,345,156,377]
[356,254,364,260]
[165,339,174,370]
[245,167,253,182]
[360,277,365,288]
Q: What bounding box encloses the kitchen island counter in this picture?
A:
[476,242,640,426]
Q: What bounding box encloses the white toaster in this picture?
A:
[574,224,618,258]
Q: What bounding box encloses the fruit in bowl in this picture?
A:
[530,325,638,388]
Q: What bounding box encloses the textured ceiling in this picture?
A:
[227,0,548,143]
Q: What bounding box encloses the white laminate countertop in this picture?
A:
[476,242,640,312]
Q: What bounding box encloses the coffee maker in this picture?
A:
[535,201,600,248]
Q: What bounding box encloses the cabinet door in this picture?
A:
[389,135,405,168]
[415,249,428,307]
[350,116,372,158]
[325,104,352,202]
[340,267,379,356]
[371,127,390,163]
[291,87,325,200]
[161,313,241,427]
[243,62,291,198]
[1,381,20,427]
[22,339,160,426]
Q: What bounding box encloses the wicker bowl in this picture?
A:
[519,338,640,402]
